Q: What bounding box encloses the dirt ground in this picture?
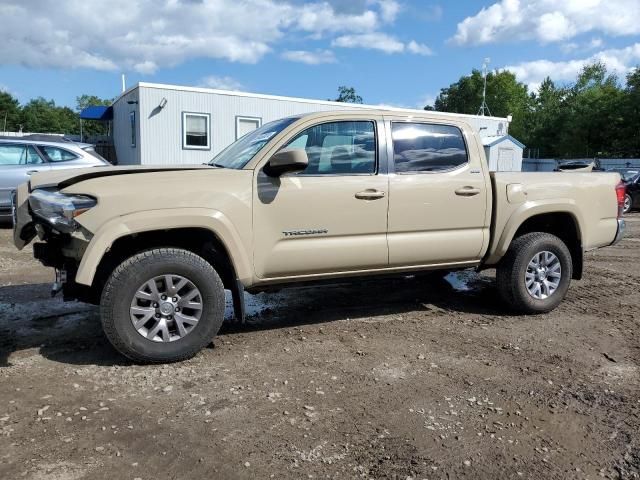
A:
[0,216,638,480]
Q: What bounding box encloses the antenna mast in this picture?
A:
[478,57,492,117]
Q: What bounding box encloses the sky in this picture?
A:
[0,0,639,110]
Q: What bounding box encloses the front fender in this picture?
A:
[75,208,252,286]
[484,199,584,265]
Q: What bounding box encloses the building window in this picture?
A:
[129,111,136,147]
[182,112,210,150]
[236,116,262,140]
[391,122,468,173]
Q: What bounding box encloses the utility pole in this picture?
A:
[478,57,492,117]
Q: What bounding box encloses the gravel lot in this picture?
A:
[0,216,639,479]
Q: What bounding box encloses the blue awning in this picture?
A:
[80,106,113,121]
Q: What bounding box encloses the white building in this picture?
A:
[482,135,525,172]
[111,82,517,167]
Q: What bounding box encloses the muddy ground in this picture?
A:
[0,216,638,480]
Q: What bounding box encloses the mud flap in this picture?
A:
[230,279,246,324]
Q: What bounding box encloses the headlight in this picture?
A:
[28,189,97,233]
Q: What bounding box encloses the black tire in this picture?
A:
[101,248,225,363]
[496,232,572,314]
[623,193,632,215]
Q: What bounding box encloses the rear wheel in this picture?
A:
[101,248,225,363]
[623,193,632,214]
[497,232,572,314]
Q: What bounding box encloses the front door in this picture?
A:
[386,120,490,267]
[253,118,389,280]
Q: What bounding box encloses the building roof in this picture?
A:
[482,134,525,149]
[113,81,510,123]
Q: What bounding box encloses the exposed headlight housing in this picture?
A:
[28,189,97,233]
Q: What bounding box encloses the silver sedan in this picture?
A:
[0,137,109,223]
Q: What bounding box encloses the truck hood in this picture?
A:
[29,165,215,190]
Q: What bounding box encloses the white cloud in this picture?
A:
[452,0,640,46]
[407,41,433,56]
[0,0,403,73]
[376,0,401,23]
[333,34,433,55]
[282,49,337,65]
[333,33,404,53]
[199,75,244,91]
[504,43,640,90]
[417,93,437,109]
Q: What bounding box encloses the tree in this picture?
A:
[20,97,79,134]
[556,62,625,158]
[333,86,363,104]
[527,77,566,158]
[0,91,21,132]
[432,69,533,143]
[618,67,640,157]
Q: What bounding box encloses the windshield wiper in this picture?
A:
[205,162,226,168]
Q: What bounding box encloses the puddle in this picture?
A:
[444,270,493,293]
[445,271,475,292]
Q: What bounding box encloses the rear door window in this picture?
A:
[391,123,468,173]
[39,146,79,163]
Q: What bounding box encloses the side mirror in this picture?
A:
[264,148,308,177]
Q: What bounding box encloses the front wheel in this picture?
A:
[497,232,572,314]
[101,248,225,363]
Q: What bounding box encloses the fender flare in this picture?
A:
[75,208,252,287]
[485,199,585,265]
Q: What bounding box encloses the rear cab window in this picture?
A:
[391,123,468,173]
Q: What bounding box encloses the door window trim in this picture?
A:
[279,119,380,177]
[388,120,470,175]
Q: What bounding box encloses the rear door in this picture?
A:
[252,116,389,279]
[385,118,491,267]
[0,143,49,215]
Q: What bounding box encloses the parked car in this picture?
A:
[609,168,640,214]
[13,110,625,363]
[555,159,604,172]
[0,136,109,223]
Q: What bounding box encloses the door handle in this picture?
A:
[455,186,481,197]
[26,170,39,175]
[355,189,386,200]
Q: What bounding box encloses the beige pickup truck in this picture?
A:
[12,110,626,363]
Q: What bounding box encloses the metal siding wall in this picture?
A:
[112,89,141,165]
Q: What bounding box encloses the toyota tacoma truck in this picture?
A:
[12,110,626,363]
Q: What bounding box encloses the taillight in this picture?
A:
[616,180,626,218]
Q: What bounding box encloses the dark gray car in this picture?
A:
[0,137,109,223]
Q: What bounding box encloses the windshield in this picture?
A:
[209,117,300,169]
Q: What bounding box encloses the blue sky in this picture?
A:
[1,0,639,109]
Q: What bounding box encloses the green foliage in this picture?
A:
[0,92,113,137]
[0,91,22,132]
[432,62,640,158]
[333,86,363,104]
